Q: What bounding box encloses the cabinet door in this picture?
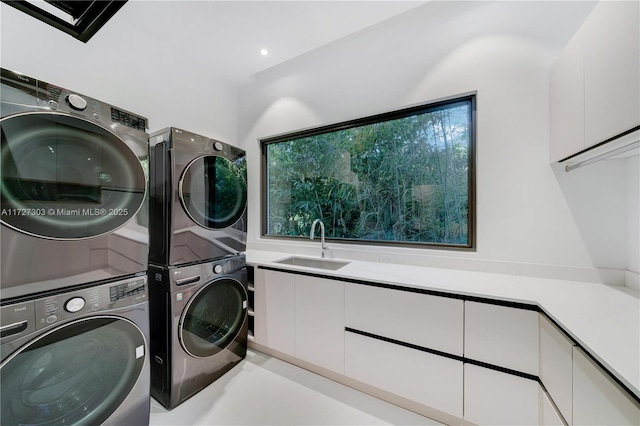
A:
[345,331,463,418]
[345,283,463,356]
[295,275,344,373]
[573,347,640,425]
[549,27,585,162]
[465,302,539,375]
[464,364,539,425]
[583,1,640,146]
[539,386,565,426]
[539,315,574,424]
[253,269,295,355]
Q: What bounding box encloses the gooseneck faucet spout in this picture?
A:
[310,219,327,258]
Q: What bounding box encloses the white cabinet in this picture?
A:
[539,386,565,426]
[549,1,640,162]
[539,315,574,424]
[549,27,585,163]
[345,283,463,355]
[254,270,345,372]
[345,331,463,418]
[253,269,295,355]
[344,283,464,418]
[573,347,640,425]
[295,275,344,373]
[583,1,640,147]
[465,302,539,375]
[464,363,539,425]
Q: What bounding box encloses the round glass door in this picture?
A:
[180,279,247,358]
[0,317,146,426]
[179,155,247,229]
[0,112,146,239]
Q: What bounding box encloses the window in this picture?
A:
[261,94,476,250]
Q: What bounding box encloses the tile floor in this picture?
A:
[150,350,443,425]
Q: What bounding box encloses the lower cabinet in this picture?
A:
[464,364,539,425]
[345,331,463,418]
[539,386,565,426]
[254,269,345,373]
[253,268,639,425]
[573,347,640,425]
[295,275,344,374]
[539,315,574,424]
[465,301,539,376]
[253,269,295,356]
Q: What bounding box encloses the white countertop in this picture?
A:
[246,249,640,399]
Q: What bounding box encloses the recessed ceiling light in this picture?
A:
[260,49,269,56]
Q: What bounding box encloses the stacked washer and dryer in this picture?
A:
[0,68,151,425]
[147,127,249,409]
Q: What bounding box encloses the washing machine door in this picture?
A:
[179,154,247,230]
[180,278,247,358]
[0,112,146,239]
[0,316,146,426]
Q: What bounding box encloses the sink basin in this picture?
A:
[273,256,350,271]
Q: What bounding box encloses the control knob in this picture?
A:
[213,264,223,274]
[64,297,86,313]
[66,94,88,111]
[212,141,224,151]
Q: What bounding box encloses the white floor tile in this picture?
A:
[149,350,443,426]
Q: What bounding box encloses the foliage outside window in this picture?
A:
[262,95,476,249]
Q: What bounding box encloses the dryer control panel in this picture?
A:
[1,67,148,133]
[30,276,147,330]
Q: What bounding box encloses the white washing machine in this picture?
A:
[0,276,151,425]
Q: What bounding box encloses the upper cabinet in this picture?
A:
[549,1,640,163]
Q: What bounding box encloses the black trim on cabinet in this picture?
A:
[345,327,465,363]
[559,124,640,163]
[258,265,538,311]
[345,327,538,382]
[256,264,640,403]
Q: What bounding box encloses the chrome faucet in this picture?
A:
[310,219,327,258]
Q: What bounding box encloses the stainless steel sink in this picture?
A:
[273,256,350,270]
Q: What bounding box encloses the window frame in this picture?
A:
[260,93,477,251]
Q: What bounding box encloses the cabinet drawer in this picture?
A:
[465,301,539,375]
[345,283,463,355]
[573,347,640,425]
[345,331,463,418]
[539,315,574,424]
[464,363,539,425]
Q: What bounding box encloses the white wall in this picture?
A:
[2,1,635,285]
[0,3,239,143]
[628,156,640,289]
[239,1,637,284]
